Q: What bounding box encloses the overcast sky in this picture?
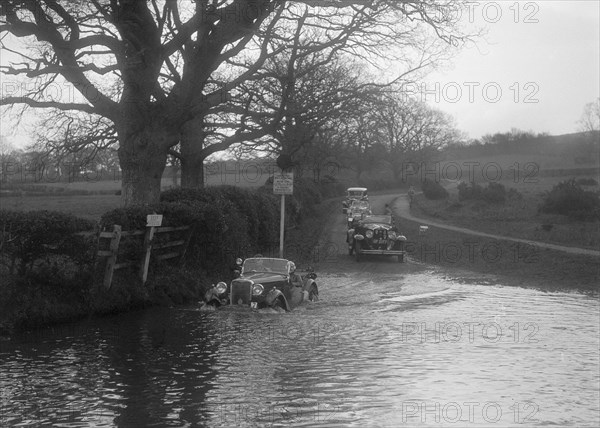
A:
[1,1,599,149]
[421,0,600,140]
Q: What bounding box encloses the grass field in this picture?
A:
[412,175,600,250]
[0,171,271,220]
[400,214,599,293]
[0,194,121,220]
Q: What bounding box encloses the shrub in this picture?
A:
[421,179,448,200]
[164,186,281,269]
[318,181,347,198]
[577,177,598,186]
[458,181,514,204]
[539,179,600,220]
[507,188,523,201]
[458,181,483,201]
[482,182,506,203]
[0,210,95,275]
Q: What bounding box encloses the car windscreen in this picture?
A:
[242,258,288,274]
[347,191,365,197]
[351,201,369,209]
[360,215,392,225]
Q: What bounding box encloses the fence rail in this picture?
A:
[97,224,193,289]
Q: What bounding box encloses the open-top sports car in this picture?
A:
[346,200,372,227]
[347,215,407,262]
[203,257,319,311]
[342,187,368,213]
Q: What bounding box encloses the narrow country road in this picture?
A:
[391,193,600,257]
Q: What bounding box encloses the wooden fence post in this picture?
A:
[104,225,122,289]
[178,225,194,265]
[140,226,156,284]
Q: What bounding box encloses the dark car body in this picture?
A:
[203,258,319,311]
[347,215,407,262]
[342,187,368,213]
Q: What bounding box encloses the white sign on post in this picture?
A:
[146,214,163,227]
[273,171,294,195]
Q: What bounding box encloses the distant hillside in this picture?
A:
[441,131,599,171]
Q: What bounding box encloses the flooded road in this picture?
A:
[1,272,598,427]
[1,195,598,427]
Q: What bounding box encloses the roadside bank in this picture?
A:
[390,195,599,294]
[0,188,341,336]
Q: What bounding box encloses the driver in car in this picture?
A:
[249,255,272,272]
[288,262,303,287]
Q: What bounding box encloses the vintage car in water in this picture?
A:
[342,187,368,213]
[347,215,407,262]
[346,200,372,227]
[203,257,319,311]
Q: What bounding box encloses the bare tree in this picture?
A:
[376,94,461,180]
[1,1,471,204]
[578,98,600,133]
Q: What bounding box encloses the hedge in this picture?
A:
[0,178,334,334]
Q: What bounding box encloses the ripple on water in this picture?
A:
[0,273,598,427]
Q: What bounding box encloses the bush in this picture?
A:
[0,210,96,275]
[507,188,523,201]
[458,181,515,204]
[421,179,448,200]
[357,176,400,191]
[0,210,99,333]
[482,182,506,203]
[539,179,600,220]
[458,181,483,201]
[577,177,598,186]
[164,186,281,270]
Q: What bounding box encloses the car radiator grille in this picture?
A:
[230,280,252,306]
[374,229,388,239]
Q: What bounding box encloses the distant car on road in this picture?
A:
[347,215,407,262]
[203,257,319,311]
[342,187,368,213]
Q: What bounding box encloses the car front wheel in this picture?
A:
[272,296,287,311]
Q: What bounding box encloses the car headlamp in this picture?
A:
[252,284,264,296]
[215,281,228,294]
[365,230,374,239]
[388,231,397,240]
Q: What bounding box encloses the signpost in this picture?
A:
[273,171,293,258]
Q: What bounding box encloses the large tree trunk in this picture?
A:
[180,155,205,188]
[180,119,206,189]
[117,121,171,206]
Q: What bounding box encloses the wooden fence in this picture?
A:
[97,224,193,289]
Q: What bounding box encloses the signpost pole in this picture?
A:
[279,194,285,258]
[273,169,293,259]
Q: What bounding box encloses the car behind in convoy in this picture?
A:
[342,187,368,213]
[203,257,319,311]
[346,200,372,227]
[347,215,407,262]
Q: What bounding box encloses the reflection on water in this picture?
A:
[1,272,599,427]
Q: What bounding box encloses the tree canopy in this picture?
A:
[1,0,471,205]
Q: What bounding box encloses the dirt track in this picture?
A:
[391,194,600,257]
[307,192,598,293]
